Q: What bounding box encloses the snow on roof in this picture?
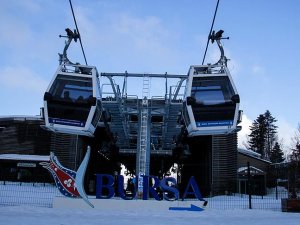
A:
[238,166,264,174]
[0,115,42,122]
[238,148,271,164]
[238,148,261,158]
[0,154,49,161]
[238,166,264,173]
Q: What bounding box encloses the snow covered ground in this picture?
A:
[1,182,299,225]
[0,182,59,207]
[1,205,300,225]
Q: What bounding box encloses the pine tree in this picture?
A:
[289,142,300,196]
[248,110,278,159]
[264,110,278,159]
[290,143,300,163]
[248,114,267,156]
[269,142,284,163]
[290,124,300,163]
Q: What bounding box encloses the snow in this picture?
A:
[0,182,59,207]
[238,148,262,158]
[1,205,300,225]
[0,182,299,225]
[238,166,264,174]
[0,154,49,161]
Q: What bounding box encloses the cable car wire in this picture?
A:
[69,0,88,65]
[201,0,220,65]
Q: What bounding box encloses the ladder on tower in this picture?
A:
[136,75,150,197]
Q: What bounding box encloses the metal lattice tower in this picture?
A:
[136,75,151,197]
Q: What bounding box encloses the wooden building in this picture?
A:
[237,148,271,195]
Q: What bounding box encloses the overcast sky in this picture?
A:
[0,0,299,153]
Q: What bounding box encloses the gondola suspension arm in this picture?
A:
[210,30,229,66]
[58,28,79,65]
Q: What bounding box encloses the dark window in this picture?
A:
[190,76,236,123]
[47,74,93,122]
[193,86,224,104]
[48,101,91,122]
[49,74,93,103]
[191,76,234,105]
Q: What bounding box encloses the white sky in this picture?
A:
[0,0,299,152]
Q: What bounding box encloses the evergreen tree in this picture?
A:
[248,114,267,156]
[290,143,300,163]
[248,110,278,159]
[269,142,284,163]
[288,125,300,197]
[290,124,300,163]
[289,141,300,196]
[264,110,278,159]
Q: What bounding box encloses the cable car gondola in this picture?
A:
[43,29,102,137]
[183,30,242,136]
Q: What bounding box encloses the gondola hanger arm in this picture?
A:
[58,28,79,65]
[210,30,229,66]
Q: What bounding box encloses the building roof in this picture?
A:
[0,115,43,122]
[238,166,265,175]
[0,154,49,161]
[238,148,271,164]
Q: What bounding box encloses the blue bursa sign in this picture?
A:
[95,174,204,201]
[41,150,205,208]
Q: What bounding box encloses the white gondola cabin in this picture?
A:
[183,64,241,136]
[43,63,102,136]
[182,30,242,136]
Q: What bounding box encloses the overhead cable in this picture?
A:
[69,0,88,65]
[201,0,220,65]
